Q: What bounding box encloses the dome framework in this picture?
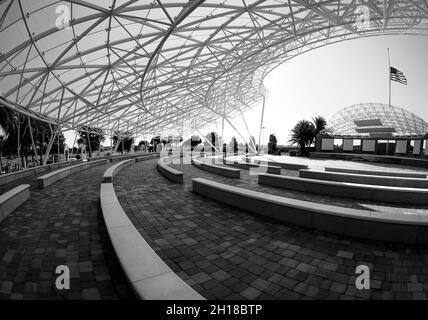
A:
[329,103,428,138]
[0,0,428,139]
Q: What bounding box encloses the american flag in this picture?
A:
[390,66,407,85]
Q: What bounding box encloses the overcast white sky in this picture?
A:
[219,34,428,146]
[65,34,428,147]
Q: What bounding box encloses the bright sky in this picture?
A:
[220,34,428,147]
[64,34,428,148]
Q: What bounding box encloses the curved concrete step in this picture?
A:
[325,166,427,179]
[258,173,428,204]
[192,158,241,178]
[254,159,308,170]
[156,159,183,183]
[0,184,30,223]
[310,152,428,169]
[192,177,428,244]
[37,159,107,189]
[226,161,281,175]
[100,160,203,300]
[300,169,428,188]
[0,160,82,186]
[103,159,135,183]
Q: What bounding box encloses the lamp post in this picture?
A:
[14,115,25,171]
[262,126,265,154]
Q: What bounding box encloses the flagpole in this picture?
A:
[258,94,266,155]
[387,48,391,156]
[387,48,391,107]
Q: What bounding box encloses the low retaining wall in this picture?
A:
[156,159,183,183]
[258,173,428,204]
[300,169,428,189]
[192,158,241,178]
[255,160,308,171]
[324,166,427,179]
[192,178,428,244]
[109,153,158,162]
[37,159,107,189]
[103,159,135,183]
[100,180,203,299]
[310,152,428,169]
[227,161,281,175]
[0,184,30,223]
[0,160,82,186]
[135,153,160,162]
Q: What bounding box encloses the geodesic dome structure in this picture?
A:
[329,103,428,138]
[1,0,428,138]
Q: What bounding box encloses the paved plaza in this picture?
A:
[1,0,427,304]
[0,163,135,300]
[113,158,428,300]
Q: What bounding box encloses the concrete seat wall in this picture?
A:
[192,158,241,178]
[325,167,427,179]
[258,174,428,204]
[300,169,428,188]
[37,159,107,189]
[156,159,183,183]
[0,184,30,223]
[100,158,203,299]
[192,178,428,244]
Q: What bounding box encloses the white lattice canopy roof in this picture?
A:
[1,0,428,136]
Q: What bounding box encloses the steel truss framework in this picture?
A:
[0,0,427,138]
[329,102,428,137]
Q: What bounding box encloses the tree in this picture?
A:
[190,135,202,153]
[149,136,160,152]
[289,120,315,156]
[77,126,105,157]
[312,116,327,135]
[230,137,238,155]
[0,112,59,167]
[205,131,219,153]
[138,140,149,151]
[210,132,217,152]
[0,107,15,172]
[50,131,67,155]
[288,116,329,156]
[312,116,328,150]
[268,134,277,154]
[113,131,134,153]
[0,106,68,168]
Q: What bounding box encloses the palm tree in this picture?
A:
[312,116,327,151]
[312,116,327,135]
[289,120,315,156]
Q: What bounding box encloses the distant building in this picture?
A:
[316,103,428,157]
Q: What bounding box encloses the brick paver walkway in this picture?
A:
[0,164,135,300]
[114,158,428,300]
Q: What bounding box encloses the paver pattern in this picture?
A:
[114,157,428,300]
[0,163,135,300]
